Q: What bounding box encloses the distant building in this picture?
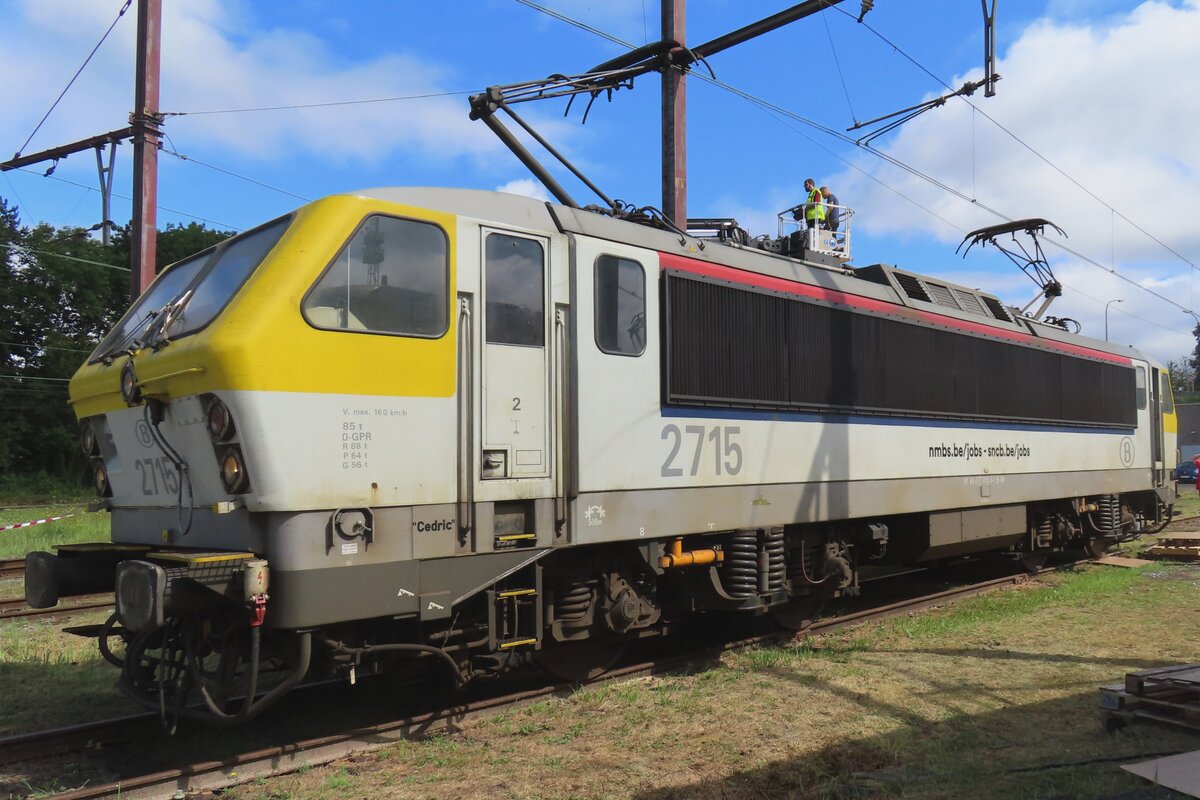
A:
[1178,403,1200,461]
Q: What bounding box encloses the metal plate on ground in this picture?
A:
[1094,556,1153,568]
[1123,751,1200,798]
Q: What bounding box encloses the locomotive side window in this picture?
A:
[303,215,448,337]
[1161,372,1175,413]
[485,233,544,346]
[1136,367,1147,410]
[594,255,646,356]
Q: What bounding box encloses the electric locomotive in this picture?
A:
[29,187,1176,722]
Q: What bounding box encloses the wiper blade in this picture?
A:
[98,308,160,365]
[139,290,193,352]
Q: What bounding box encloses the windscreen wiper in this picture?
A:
[138,290,193,352]
[98,308,160,365]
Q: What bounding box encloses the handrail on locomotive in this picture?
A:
[778,204,855,261]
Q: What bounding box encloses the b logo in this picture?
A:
[1119,437,1135,468]
[135,420,153,448]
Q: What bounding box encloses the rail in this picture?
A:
[7,560,1077,800]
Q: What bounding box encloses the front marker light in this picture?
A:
[80,422,98,456]
[206,397,235,442]
[94,464,112,497]
[220,448,250,493]
[120,361,142,405]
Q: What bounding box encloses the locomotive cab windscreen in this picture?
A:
[90,216,291,363]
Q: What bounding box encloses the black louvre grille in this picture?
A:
[894,273,930,302]
[925,282,959,309]
[664,273,1136,428]
[952,288,988,316]
[982,295,1014,322]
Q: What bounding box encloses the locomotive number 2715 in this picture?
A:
[661,424,743,477]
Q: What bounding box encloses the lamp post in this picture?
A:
[1104,298,1123,341]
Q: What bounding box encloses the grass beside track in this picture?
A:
[222,564,1200,800]
[0,505,109,561]
[0,608,128,737]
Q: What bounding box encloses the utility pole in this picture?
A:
[130,0,162,298]
[661,0,854,229]
[661,0,686,230]
[0,0,162,301]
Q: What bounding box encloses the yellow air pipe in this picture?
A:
[660,537,725,569]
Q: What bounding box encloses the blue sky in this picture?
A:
[2,0,1198,365]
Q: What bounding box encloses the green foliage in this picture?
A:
[0,196,232,483]
[1190,324,1200,383]
[1168,356,1195,396]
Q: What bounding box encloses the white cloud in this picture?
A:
[495,178,552,202]
[821,1,1200,363]
[0,0,578,168]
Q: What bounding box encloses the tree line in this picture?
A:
[0,196,230,485]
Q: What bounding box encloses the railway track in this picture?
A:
[0,559,25,580]
[1,564,1054,800]
[0,594,111,621]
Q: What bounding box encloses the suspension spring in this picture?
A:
[1034,518,1053,548]
[787,541,825,586]
[764,527,785,592]
[554,579,594,622]
[721,530,758,598]
[1096,495,1121,532]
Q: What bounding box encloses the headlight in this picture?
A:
[80,422,98,456]
[206,397,235,442]
[220,448,250,493]
[94,464,112,497]
[120,361,142,405]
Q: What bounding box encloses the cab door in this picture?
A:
[1151,367,1163,480]
[479,228,551,480]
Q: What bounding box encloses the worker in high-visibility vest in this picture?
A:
[801,178,825,245]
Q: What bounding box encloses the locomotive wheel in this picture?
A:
[1018,552,1048,574]
[534,634,630,683]
[769,598,825,632]
[1083,537,1112,559]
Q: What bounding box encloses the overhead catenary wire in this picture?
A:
[0,341,94,354]
[700,71,1198,324]
[823,3,1198,274]
[11,167,242,231]
[821,9,858,125]
[12,0,133,159]
[0,241,130,272]
[511,0,1198,332]
[0,374,72,382]
[160,90,475,118]
[160,145,310,202]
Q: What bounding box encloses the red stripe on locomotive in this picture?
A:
[658,252,1132,367]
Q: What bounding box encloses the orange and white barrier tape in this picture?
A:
[0,514,74,532]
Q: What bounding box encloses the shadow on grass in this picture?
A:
[875,647,1184,670]
[631,685,1197,800]
[631,658,1199,800]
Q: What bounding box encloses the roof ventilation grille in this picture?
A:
[925,282,960,310]
[982,295,1014,323]
[894,273,931,303]
[951,288,988,316]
